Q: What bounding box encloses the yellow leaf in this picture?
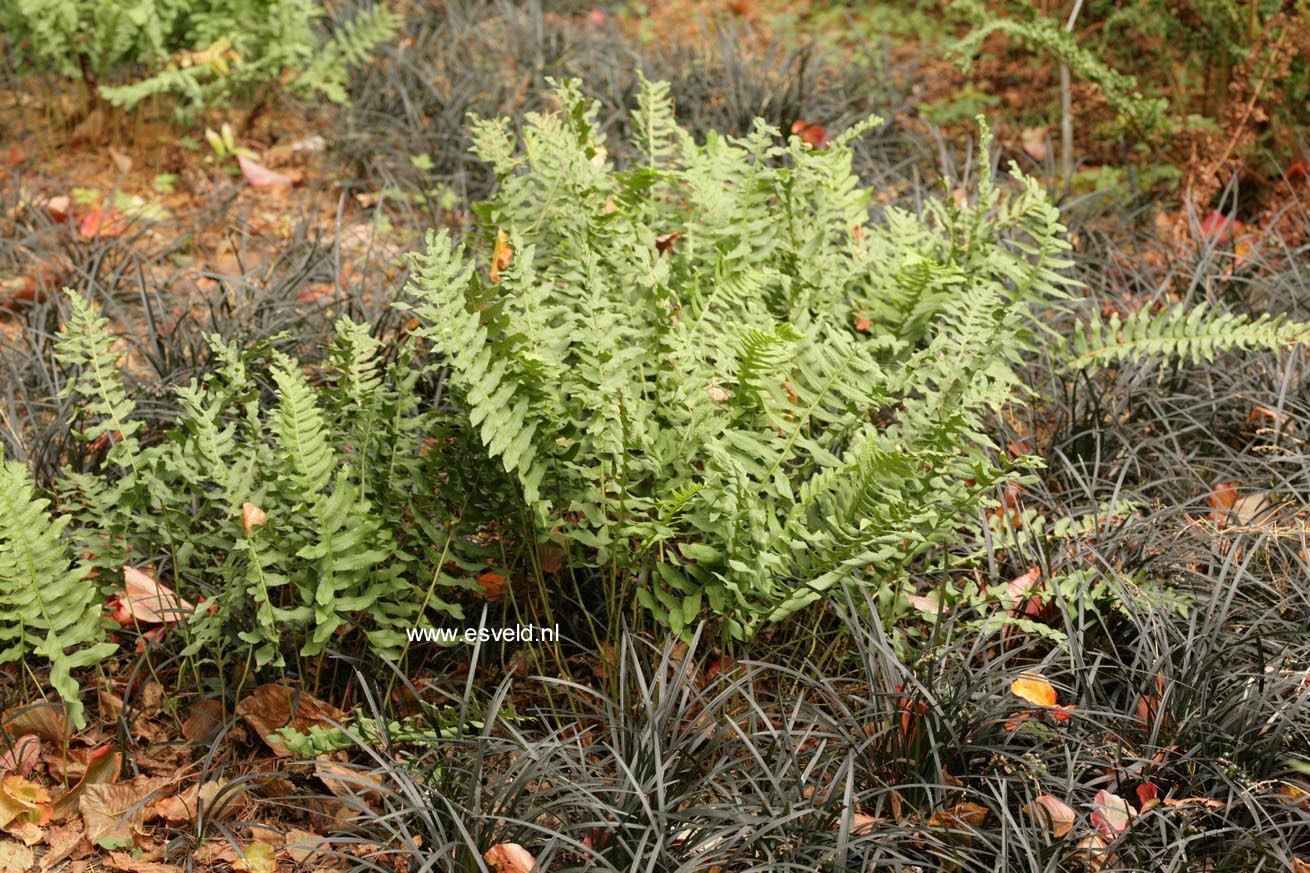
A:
[1011,673,1058,708]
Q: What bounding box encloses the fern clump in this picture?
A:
[0,0,397,117]
[403,77,1078,638]
[2,300,467,721]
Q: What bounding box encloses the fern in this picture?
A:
[6,0,398,118]
[0,461,116,729]
[6,297,464,696]
[950,0,1169,137]
[1069,304,1310,369]
[405,78,1078,638]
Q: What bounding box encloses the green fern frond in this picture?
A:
[949,0,1169,136]
[1069,304,1310,370]
[0,461,116,729]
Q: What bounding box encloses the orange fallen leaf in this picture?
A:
[0,776,52,834]
[927,801,988,829]
[476,571,508,601]
[1011,673,1058,708]
[790,120,827,150]
[490,229,512,283]
[1208,481,1239,522]
[484,843,537,873]
[79,207,129,240]
[241,502,267,535]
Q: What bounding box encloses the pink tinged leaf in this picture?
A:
[110,567,195,625]
[484,843,537,873]
[1136,782,1160,812]
[237,153,291,188]
[1090,790,1135,839]
[1199,211,1243,243]
[1020,127,1048,161]
[1029,794,1077,838]
[1006,567,1041,611]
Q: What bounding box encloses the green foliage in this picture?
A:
[402,77,1078,639]
[1069,304,1310,370]
[5,299,467,720]
[0,461,117,730]
[949,0,1169,137]
[0,0,397,117]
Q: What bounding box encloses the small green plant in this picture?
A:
[0,0,399,118]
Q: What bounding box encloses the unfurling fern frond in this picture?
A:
[0,461,116,729]
[1069,304,1310,370]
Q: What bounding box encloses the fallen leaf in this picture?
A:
[0,841,34,873]
[283,828,328,863]
[314,763,383,811]
[790,120,827,150]
[1199,211,1243,243]
[475,572,507,602]
[237,153,291,188]
[1011,673,1058,708]
[1021,127,1048,161]
[484,843,537,873]
[235,684,344,757]
[78,206,129,240]
[241,503,267,535]
[108,567,194,625]
[154,781,224,824]
[0,776,52,830]
[1136,782,1159,812]
[181,699,226,743]
[37,821,83,871]
[0,738,40,778]
[655,231,681,255]
[45,196,71,223]
[1027,794,1076,838]
[927,801,988,829]
[1208,481,1239,523]
[490,229,512,283]
[848,813,885,835]
[1089,789,1134,839]
[51,745,121,818]
[80,781,156,850]
[1071,833,1108,870]
[108,147,133,175]
[233,841,277,873]
[705,384,730,403]
[1006,567,1042,614]
[105,851,181,873]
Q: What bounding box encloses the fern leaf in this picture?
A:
[0,460,115,729]
[1069,304,1310,370]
